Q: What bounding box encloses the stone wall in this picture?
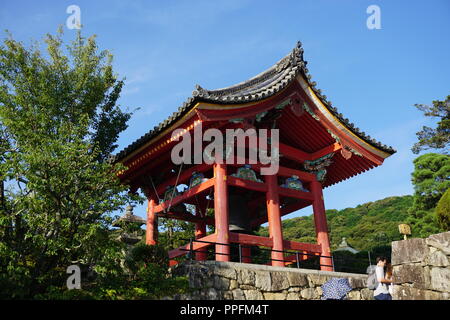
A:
[169,260,371,300]
[391,231,450,300]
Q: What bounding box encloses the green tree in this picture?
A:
[436,188,450,231]
[410,153,450,210]
[407,153,450,237]
[0,29,135,298]
[412,95,450,154]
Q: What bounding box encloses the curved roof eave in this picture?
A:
[111,41,395,164]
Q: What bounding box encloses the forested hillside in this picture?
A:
[258,195,435,252]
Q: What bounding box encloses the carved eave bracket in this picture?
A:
[326,129,363,161]
[303,152,334,183]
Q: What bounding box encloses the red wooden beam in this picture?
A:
[229,232,273,247]
[283,240,322,253]
[227,176,268,193]
[154,178,215,213]
[310,142,342,160]
[156,163,212,196]
[278,186,315,201]
[277,166,316,182]
[168,233,217,259]
[156,211,215,225]
[229,155,316,182]
[278,142,311,163]
[282,252,314,266]
[228,232,321,253]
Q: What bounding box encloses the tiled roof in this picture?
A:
[111,41,395,163]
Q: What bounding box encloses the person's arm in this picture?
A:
[376,267,393,284]
[380,278,393,284]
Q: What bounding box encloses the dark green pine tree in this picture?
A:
[412,95,450,155]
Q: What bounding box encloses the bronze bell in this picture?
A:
[228,193,251,233]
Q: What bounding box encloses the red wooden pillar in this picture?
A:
[213,163,230,261]
[265,174,285,267]
[146,198,157,245]
[195,206,207,261]
[311,180,333,271]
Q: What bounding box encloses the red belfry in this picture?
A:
[111,42,395,271]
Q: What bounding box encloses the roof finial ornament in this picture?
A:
[291,41,303,64]
[192,84,208,97]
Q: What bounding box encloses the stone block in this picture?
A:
[348,277,366,289]
[237,268,256,286]
[223,291,233,300]
[300,288,318,300]
[430,267,450,292]
[392,238,428,265]
[229,279,238,290]
[205,288,220,300]
[426,232,450,255]
[189,273,205,289]
[286,292,301,300]
[254,271,271,291]
[393,264,431,290]
[243,290,264,300]
[213,265,237,280]
[240,284,256,290]
[307,273,329,287]
[347,290,361,300]
[315,287,323,298]
[360,288,373,300]
[213,276,230,291]
[269,271,290,291]
[426,249,449,267]
[263,292,287,300]
[232,288,245,300]
[393,285,443,300]
[287,272,308,287]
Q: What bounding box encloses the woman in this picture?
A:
[373,256,393,300]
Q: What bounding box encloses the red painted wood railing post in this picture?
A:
[242,246,252,263]
[146,198,157,245]
[265,174,285,267]
[214,163,230,261]
[311,180,333,271]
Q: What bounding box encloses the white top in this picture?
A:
[374,266,390,296]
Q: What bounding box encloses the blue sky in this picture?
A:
[1,0,449,220]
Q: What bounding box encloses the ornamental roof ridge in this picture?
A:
[192,41,304,103]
